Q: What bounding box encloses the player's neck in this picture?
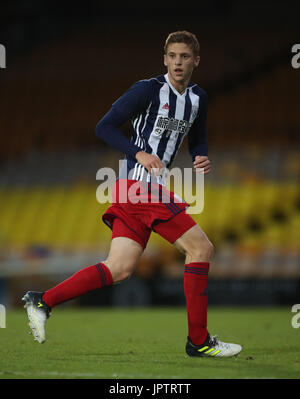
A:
[167,73,189,95]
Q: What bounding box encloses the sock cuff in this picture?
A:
[185,262,209,268]
[95,262,113,286]
[184,262,209,276]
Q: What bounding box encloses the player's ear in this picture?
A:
[194,55,200,68]
[163,54,168,67]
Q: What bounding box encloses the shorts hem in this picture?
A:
[103,213,148,249]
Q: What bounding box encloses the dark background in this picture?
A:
[0,0,299,308]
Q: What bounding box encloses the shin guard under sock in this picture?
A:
[42,263,113,308]
[184,262,209,345]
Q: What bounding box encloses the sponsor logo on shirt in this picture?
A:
[154,116,191,137]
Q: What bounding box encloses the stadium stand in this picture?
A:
[0,4,299,306]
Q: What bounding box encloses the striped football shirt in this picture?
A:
[96,73,208,186]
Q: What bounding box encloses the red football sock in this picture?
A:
[42,263,113,308]
[184,262,209,345]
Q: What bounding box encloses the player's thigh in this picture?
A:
[174,224,214,262]
[103,237,144,282]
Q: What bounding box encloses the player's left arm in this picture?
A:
[193,155,211,174]
[188,92,211,174]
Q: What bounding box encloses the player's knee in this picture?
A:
[114,268,133,284]
[189,238,214,262]
[103,260,135,284]
[205,239,214,259]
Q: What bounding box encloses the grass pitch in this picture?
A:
[0,306,299,379]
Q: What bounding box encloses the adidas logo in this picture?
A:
[197,346,221,356]
[162,103,170,110]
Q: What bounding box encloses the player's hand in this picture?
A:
[135,151,165,177]
[193,155,211,174]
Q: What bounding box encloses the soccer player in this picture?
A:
[23,31,242,357]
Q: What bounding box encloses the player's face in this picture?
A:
[164,42,200,90]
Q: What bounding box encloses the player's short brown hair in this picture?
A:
[164,31,200,57]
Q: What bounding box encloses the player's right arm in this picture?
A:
[135,151,164,176]
[95,107,142,159]
[95,80,163,172]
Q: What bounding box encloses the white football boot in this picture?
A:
[186,334,242,357]
[22,291,51,343]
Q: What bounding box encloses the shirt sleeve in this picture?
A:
[188,92,208,161]
[95,80,151,158]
